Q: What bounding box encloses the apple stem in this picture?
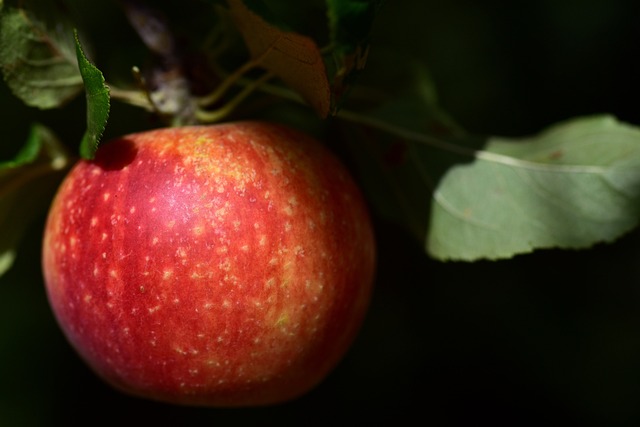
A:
[195,71,275,123]
[130,66,169,115]
[106,66,169,115]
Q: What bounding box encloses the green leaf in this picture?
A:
[0,6,83,109]
[74,30,110,160]
[0,124,71,277]
[348,109,640,261]
[428,115,640,260]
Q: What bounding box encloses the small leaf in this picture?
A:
[0,6,83,109]
[74,30,110,160]
[0,124,71,277]
[226,0,331,117]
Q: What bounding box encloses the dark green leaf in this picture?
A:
[74,30,110,160]
[0,6,83,108]
[0,124,71,277]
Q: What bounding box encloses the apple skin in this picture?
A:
[42,121,375,407]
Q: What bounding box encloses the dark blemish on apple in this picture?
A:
[93,139,139,171]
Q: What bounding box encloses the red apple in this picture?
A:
[42,121,375,407]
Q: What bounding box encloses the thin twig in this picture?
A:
[196,71,276,123]
[198,47,275,108]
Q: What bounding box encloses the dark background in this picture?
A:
[3,0,640,425]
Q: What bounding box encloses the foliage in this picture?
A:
[0,4,82,109]
[0,124,70,276]
[2,0,640,275]
[74,30,109,160]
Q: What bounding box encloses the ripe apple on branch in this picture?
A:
[5,0,639,416]
[42,122,376,406]
[25,0,380,408]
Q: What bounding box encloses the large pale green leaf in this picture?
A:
[343,53,640,260]
[0,6,83,109]
[0,124,71,277]
[75,30,110,160]
[348,109,640,261]
[428,115,640,260]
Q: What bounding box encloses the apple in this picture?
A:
[42,121,375,407]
